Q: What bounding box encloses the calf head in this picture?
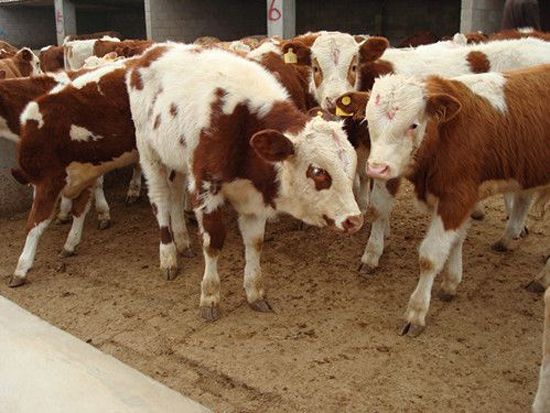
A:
[251,116,362,233]
[365,75,461,180]
[282,32,365,111]
[357,36,392,91]
[15,48,43,76]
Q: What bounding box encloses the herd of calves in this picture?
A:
[0,27,549,409]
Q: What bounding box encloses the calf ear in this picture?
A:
[0,70,5,80]
[105,51,118,60]
[354,35,367,44]
[334,91,370,120]
[359,37,389,62]
[281,41,311,66]
[18,48,33,61]
[426,93,462,123]
[250,129,295,162]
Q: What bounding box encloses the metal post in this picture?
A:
[54,0,76,45]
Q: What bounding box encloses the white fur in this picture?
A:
[310,32,361,109]
[20,101,44,129]
[13,220,50,280]
[63,36,120,71]
[69,125,104,142]
[455,72,507,112]
[381,38,550,78]
[246,40,281,61]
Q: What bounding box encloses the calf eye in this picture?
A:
[410,123,418,130]
[351,64,357,72]
[313,65,320,73]
[307,165,332,190]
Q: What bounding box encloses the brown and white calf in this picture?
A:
[0,48,42,79]
[355,36,550,274]
[39,45,65,72]
[534,279,550,412]
[9,60,138,287]
[0,72,118,231]
[127,44,362,321]
[93,39,154,59]
[64,35,120,70]
[364,66,550,336]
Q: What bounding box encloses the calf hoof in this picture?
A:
[8,275,26,288]
[200,304,220,321]
[249,298,273,313]
[180,248,196,258]
[470,209,485,221]
[55,216,71,225]
[525,279,546,294]
[437,290,456,302]
[491,240,508,252]
[125,194,140,205]
[520,226,529,238]
[358,262,377,278]
[399,322,425,337]
[59,249,76,258]
[97,219,111,230]
[163,266,178,281]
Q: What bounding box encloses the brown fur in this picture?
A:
[465,32,490,44]
[65,31,122,41]
[398,31,439,48]
[192,89,308,209]
[0,49,34,79]
[129,45,168,90]
[466,51,491,73]
[357,37,393,92]
[94,39,154,59]
[160,226,173,244]
[194,36,221,47]
[202,208,226,256]
[490,29,550,42]
[0,75,59,136]
[409,65,550,230]
[39,46,64,72]
[258,51,315,112]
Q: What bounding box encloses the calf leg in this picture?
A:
[93,175,111,230]
[126,164,142,205]
[238,213,271,312]
[10,178,64,287]
[438,226,468,301]
[168,171,193,257]
[492,192,532,252]
[60,186,93,257]
[197,207,226,321]
[527,256,550,293]
[140,156,178,280]
[533,287,550,413]
[401,213,466,337]
[56,196,72,224]
[359,179,397,275]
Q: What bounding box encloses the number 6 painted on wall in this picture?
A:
[268,0,282,21]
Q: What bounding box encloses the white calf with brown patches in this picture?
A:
[354,36,550,275]
[365,66,550,336]
[127,44,362,320]
[534,282,550,412]
[63,35,120,71]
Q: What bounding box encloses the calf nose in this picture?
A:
[343,214,364,234]
[366,162,390,179]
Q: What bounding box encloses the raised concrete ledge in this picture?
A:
[0,296,211,413]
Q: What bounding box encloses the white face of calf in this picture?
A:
[284,32,362,111]
[19,48,43,76]
[365,75,461,180]
[251,116,363,233]
[310,33,361,110]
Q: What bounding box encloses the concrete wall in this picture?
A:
[296,0,461,44]
[0,140,32,217]
[145,0,266,42]
[460,0,504,33]
[0,5,56,49]
[76,5,146,40]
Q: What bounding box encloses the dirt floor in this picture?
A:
[0,180,548,412]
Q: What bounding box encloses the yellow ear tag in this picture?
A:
[341,96,352,106]
[316,111,323,117]
[336,106,353,117]
[284,48,298,64]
